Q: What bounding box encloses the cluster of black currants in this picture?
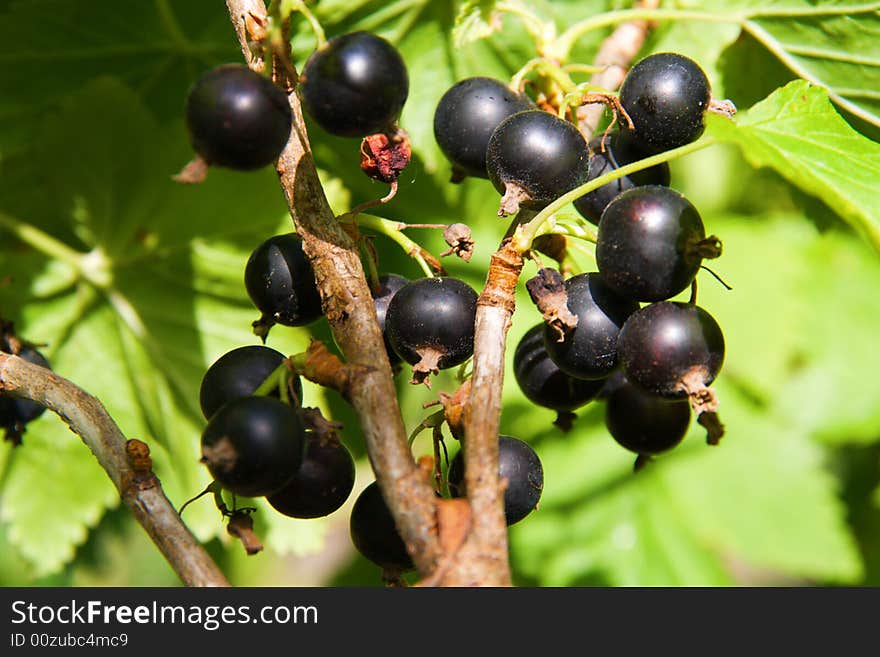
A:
[181,28,732,570]
[198,343,356,520]
[434,53,729,470]
[0,328,52,446]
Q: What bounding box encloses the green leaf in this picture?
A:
[694,213,880,446]
[708,80,880,252]
[659,1,880,128]
[0,0,238,152]
[740,1,880,130]
[774,229,880,445]
[1,418,119,578]
[507,382,863,585]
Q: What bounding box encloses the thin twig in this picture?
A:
[0,353,230,587]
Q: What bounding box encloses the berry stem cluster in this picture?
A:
[225,0,446,579]
[512,135,717,255]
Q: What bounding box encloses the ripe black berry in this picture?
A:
[617,301,725,400]
[543,273,639,380]
[371,273,409,366]
[619,52,711,154]
[200,396,306,498]
[573,131,671,225]
[199,345,302,421]
[385,276,478,384]
[486,109,591,215]
[514,323,604,413]
[349,481,414,572]
[596,185,721,302]
[447,435,543,526]
[605,372,691,462]
[266,435,355,519]
[244,233,323,334]
[433,77,535,180]
[300,32,409,138]
[184,64,292,170]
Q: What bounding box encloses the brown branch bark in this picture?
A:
[224,0,442,575]
[577,0,660,136]
[448,5,662,585]
[0,353,230,587]
[451,242,524,586]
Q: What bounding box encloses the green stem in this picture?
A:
[543,218,598,245]
[253,362,288,396]
[360,238,382,292]
[0,212,85,271]
[280,0,326,48]
[549,9,738,61]
[549,3,880,62]
[155,0,189,48]
[513,136,717,253]
[356,214,435,278]
[510,57,579,95]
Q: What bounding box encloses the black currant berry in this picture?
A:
[605,372,691,461]
[447,435,543,526]
[199,345,302,421]
[596,185,721,302]
[433,77,535,180]
[245,233,323,336]
[200,396,306,498]
[514,323,604,413]
[617,301,725,400]
[486,109,591,215]
[184,64,292,170]
[300,32,409,138]
[543,273,640,380]
[1,346,52,444]
[350,481,414,572]
[573,131,671,225]
[266,435,355,519]
[619,52,711,154]
[385,276,478,384]
[371,273,409,366]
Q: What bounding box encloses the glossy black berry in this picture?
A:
[184,64,292,170]
[385,276,478,382]
[617,301,725,399]
[244,233,323,330]
[200,396,306,498]
[199,345,302,421]
[596,185,720,302]
[605,372,691,456]
[433,77,535,179]
[266,435,355,519]
[300,32,409,138]
[371,273,409,366]
[514,324,605,412]
[447,435,543,526]
[619,52,711,154]
[350,481,414,572]
[487,110,591,214]
[573,131,671,225]
[543,273,639,380]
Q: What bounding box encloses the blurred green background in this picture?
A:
[1,0,878,587]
